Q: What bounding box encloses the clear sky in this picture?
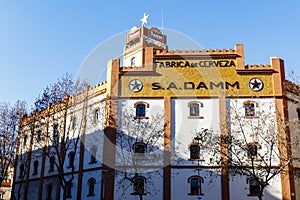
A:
[0,1,299,108]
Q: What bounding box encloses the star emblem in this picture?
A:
[249,78,264,91]
[140,13,149,27]
[128,79,143,92]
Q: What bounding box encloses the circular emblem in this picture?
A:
[249,78,264,91]
[128,79,143,92]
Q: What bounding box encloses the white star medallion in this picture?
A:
[128,79,143,92]
[249,78,264,91]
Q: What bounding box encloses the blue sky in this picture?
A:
[0,1,299,108]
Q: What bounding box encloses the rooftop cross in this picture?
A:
[140,13,149,27]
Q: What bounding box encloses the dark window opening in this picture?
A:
[131,57,136,66]
[133,142,147,154]
[189,143,201,160]
[19,164,25,178]
[68,151,75,168]
[49,156,55,172]
[244,102,256,116]
[297,108,300,120]
[66,181,72,198]
[90,146,97,164]
[188,176,204,196]
[36,130,42,141]
[248,178,261,196]
[33,160,39,175]
[46,184,52,200]
[247,143,258,158]
[136,104,146,118]
[94,109,100,122]
[87,178,96,196]
[53,124,59,144]
[131,176,146,195]
[190,103,200,117]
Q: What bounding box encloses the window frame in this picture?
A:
[131,176,146,196]
[93,108,100,123]
[188,101,204,119]
[243,101,258,117]
[134,102,149,119]
[188,175,204,196]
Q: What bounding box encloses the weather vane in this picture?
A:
[140,13,149,27]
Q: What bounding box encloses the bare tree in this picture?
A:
[14,73,88,200]
[0,101,26,187]
[210,100,299,200]
[114,106,166,200]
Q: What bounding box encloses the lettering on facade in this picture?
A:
[154,60,236,68]
[152,81,240,90]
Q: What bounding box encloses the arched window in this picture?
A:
[46,184,52,200]
[68,151,75,168]
[188,101,203,118]
[33,160,39,175]
[188,176,204,196]
[243,101,258,117]
[87,178,96,196]
[131,57,136,66]
[132,142,147,154]
[134,102,149,118]
[131,176,146,195]
[90,146,97,164]
[49,156,55,172]
[247,177,261,196]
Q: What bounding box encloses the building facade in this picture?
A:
[13,23,300,200]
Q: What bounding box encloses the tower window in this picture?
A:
[188,101,203,118]
[188,176,204,196]
[131,57,136,66]
[243,101,258,117]
[33,160,39,175]
[297,108,300,120]
[36,130,42,142]
[189,143,201,160]
[132,142,147,154]
[131,176,146,195]
[87,178,96,196]
[247,177,261,196]
[134,102,149,118]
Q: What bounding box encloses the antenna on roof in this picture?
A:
[161,8,164,29]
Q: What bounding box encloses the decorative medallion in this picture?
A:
[128,79,143,92]
[249,78,264,91]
